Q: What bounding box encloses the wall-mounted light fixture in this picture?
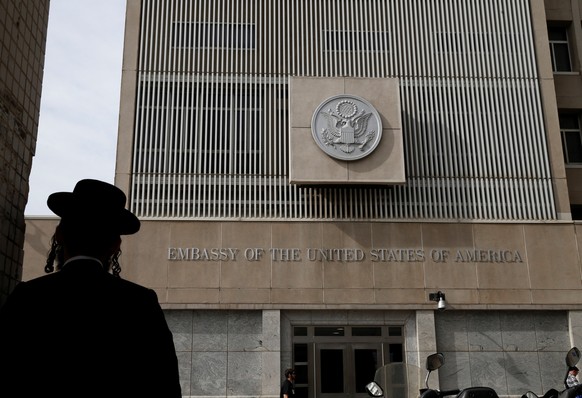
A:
[429,291,446,311]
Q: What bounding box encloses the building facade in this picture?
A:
[0,0,49,306]
[23,0,582,397]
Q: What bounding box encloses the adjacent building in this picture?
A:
[1,0,49,306]
[24,1,582,397]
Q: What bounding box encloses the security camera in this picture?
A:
[429,291,446,311]
[437,295,446,311]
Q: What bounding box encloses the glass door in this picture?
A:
[315,343,382,398]
[292,325,404,398]
[317,344,346,397]
[352,344,381,395]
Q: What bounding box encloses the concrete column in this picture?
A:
[569,310,582,349]
[262,310,281,398]
[530,0,571,219]
[115,0,141,195]
[416,310,439,389]
[571,0,582,73]
[416,310,438,353]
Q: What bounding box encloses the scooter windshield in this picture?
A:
[372,362,423,398]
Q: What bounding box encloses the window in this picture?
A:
[548,26,572,72]
[560,113,582,164]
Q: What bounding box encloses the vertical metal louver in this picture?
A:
[131,0,556,220]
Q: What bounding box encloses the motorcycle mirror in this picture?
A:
[426,353,445,371]
[425,353,445,389]
[366,381,384,397]
[565,347,580,368]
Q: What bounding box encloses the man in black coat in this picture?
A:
[280,368,296,398]
[0,179,182,397]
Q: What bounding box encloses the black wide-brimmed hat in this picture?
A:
[47,179,140,235]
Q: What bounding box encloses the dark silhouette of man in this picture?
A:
[0,179,182,397]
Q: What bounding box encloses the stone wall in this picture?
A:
[165,309,281,397]
[0,0,49,306]
[436,311,571,396]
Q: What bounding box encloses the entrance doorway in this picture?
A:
[292,326,404,398]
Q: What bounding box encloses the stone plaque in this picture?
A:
[311,95,383,161]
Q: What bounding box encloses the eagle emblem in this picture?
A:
[311,95,382,161]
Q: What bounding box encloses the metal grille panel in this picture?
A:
[130,0,556,220]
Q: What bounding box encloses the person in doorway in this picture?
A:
[566,366,579,388]
[281,368,296,398]
[0,179,182,397]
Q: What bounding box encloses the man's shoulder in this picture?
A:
[16,262,157,301]
[110,275,157,298]
[15,271,63,292]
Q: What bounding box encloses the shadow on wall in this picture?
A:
[435,311,570,396]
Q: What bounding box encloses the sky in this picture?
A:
[25,0,127,215]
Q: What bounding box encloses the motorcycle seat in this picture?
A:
[456,387,499,398]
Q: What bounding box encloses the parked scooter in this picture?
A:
[366,353,499,398]
[365,358,424,398]
[521,347,582,398]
